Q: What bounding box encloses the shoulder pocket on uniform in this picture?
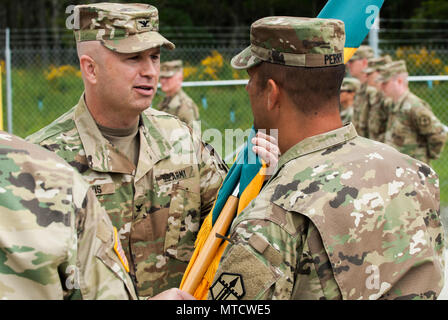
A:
[95,216,134,294]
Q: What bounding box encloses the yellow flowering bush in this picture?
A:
[45,65,82,92]
[395,46,447,76]
[0,60,5,74]
[182,50,247,81]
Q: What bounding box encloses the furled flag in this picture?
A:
[318,0,385,63]
[180,0,385,299]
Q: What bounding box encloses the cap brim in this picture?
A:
[160,71,176,77]
[230,45,262,70]
[102,31,175,54]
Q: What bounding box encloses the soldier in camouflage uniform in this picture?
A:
[27,3,227,298]
[379,60,448,164]
[363,55,394,142]
[347,45,374,137]
[339,77,360,124]
[157,60,200,127]
[208,17,444,300]
[0,131,136,300]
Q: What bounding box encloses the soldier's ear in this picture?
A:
[266,79,279,111]
[79,55,98,85]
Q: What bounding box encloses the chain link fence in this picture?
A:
[1,26,448,206]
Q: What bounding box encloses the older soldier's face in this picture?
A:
[97,47,161,116]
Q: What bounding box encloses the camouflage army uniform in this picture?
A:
[340,78,360,124]
[364,86,391,142]
[27,95,227,297]
[350,46,374,137]
[340,107,353,125]
[209,17,444,300]
[157,60,200,127]
[0,131,136,300]
[385,90,447,164]
[379,61,448,164]
[213,124,444,300]
[353,83,384,139]
[364,56,393,142]
[158,90,200,127]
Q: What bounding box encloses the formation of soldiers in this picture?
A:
[343,45,447,165]
[1,2,447,301]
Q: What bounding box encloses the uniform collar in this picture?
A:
[275,123,358,173]
[396,89,410,106]
[74,94,172,176]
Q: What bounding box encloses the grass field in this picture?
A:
[1,68,447,205]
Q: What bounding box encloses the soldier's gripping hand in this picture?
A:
[251,131,281,177]
[147,288,196,300]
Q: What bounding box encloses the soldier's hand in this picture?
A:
[251,132,281,177]
[147,288,196,300]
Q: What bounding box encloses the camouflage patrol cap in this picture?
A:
[363,55,393,74]
[160,60,183,77]
[73,3,175,53]
[377,60,408,83]
[341,77,360,92]
[350,45,374,61]
[231,17,345,70]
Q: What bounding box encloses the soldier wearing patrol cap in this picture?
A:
[379,60,447,164]
[361,55,394,142]
[157,60,200,127]
[207,17,444,300]
[27,3,229,298]
[347,45,375,138]
[363,55,392,90]
[339,77,360,124]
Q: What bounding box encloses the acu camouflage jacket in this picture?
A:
[27,95,227,297]
[0,132,136,300]
[211,123,444,300]
[384,90,447,164]
[157,89,200,127]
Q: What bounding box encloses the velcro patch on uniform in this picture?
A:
[91,183,115,196]
[155,166,194,184]
[113,227,130,273]
[210,273,246,300]
[248,234,283,267]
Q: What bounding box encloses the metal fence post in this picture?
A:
[369,13,380,57]
[5,28,12,134]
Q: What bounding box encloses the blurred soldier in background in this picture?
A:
[207,16,444,300]
[157,60,200,127]
[346,45,374,137]
[379,60,448,164]
[0,131,136,300]
[339,77,360,124]
[363,55,394,142]
[365,55,392,90]
[27,3,228,298]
